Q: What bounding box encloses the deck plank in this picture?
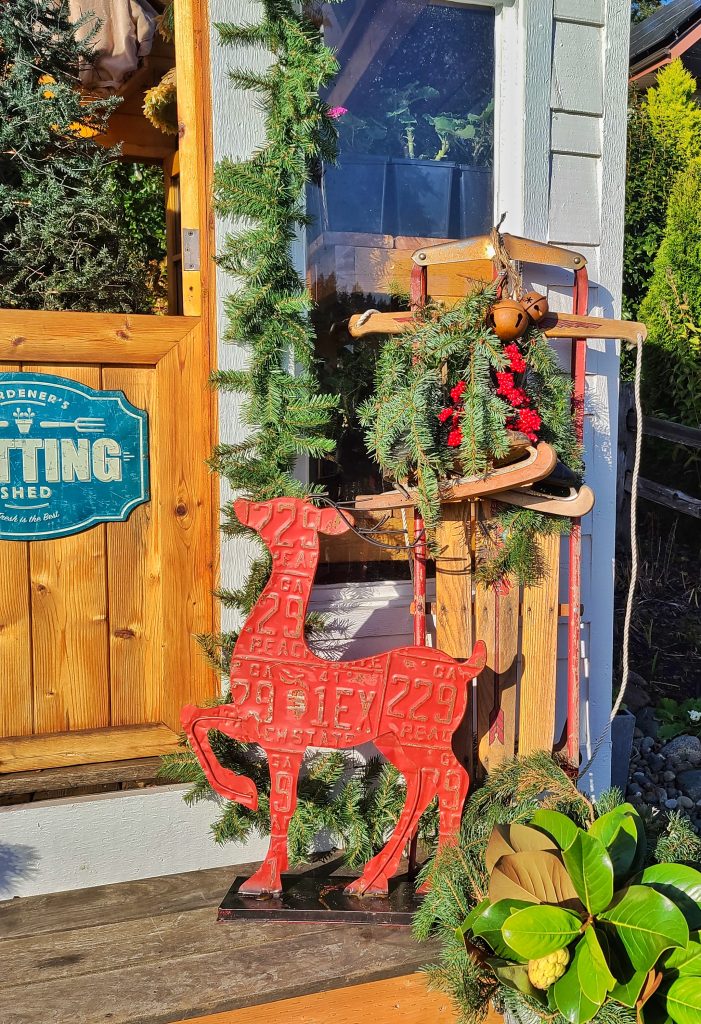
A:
[0,864,436,1024]
[168,973,463,1024]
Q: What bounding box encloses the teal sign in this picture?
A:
[0,373,149,540]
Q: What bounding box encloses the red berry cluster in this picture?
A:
[497,342,542,442]
[438,380,466,448]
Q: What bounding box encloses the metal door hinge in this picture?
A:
[183,229,200,272]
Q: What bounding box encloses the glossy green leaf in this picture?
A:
[641,864,701,931]
[530,810,579,852]
[486,959,544,1001]
[598,885,689,973]
[665,934,701,976]
[472,899,532,960]
[609,970,648,1008]
[576,927,616,1005]
[563,832,614,915]
[457,898,491,938]
[590,805,644,884]
[666,976,701,1024]
[553,940,603,1024]
[502,904,583,960]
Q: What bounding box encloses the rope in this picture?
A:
[490,224,522,298]
[579,334,644,780]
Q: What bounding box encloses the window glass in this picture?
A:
[308,1,495,507]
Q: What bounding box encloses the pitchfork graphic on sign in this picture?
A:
[182,497,486,898]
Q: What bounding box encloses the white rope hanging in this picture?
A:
[579,334,644,780]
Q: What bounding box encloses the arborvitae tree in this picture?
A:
[639,158,701,431]
[623,90,682,320]
[645,60,701,165]
[623,63,701,321]
[0,0,154,312]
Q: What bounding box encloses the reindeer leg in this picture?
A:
[345,738,439,897]
[238,750,303,897]
[181,706,258,809]
[416,759,470,895]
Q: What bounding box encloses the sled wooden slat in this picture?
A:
[518,531,561,755]
[475,506,519,775]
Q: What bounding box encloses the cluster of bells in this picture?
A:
[487,292,549,342]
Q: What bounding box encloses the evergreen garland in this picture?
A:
[359,286,582,584]
[413,754,701,1024]
[0,0,157,312]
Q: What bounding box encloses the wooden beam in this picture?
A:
[0,724,180,774]
[168,974,467,1024]
[627,474,701,519]
[0,757,164,797]
[628,411,701,450]
[0,311,197,365]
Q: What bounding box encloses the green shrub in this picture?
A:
[638,158,701,429]
[646,60,701,164]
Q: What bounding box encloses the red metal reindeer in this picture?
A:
[182,498,486,897]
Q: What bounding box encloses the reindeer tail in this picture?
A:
[459,640,488,682]
[181,705,259,811]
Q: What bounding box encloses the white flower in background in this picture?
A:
[688,709,701,723]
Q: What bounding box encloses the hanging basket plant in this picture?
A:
[359,283,582,583]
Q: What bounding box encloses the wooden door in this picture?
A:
[0,311,216,772]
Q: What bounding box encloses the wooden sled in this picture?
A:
[354,442,557,512]
[348,308,647,344]
[492,483,595,518]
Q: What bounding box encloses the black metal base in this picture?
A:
[218,862,423,926]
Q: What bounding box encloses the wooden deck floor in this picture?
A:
[0,862,443,1024]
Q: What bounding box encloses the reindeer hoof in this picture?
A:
[238,876,282,898]
[344,874,390,897]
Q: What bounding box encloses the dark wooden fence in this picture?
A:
[617,383,701,538]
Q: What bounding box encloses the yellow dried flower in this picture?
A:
[527,948,570,990]
[39,73,56,99]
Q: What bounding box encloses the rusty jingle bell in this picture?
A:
[488,298,530,341]
[181,497,487,899]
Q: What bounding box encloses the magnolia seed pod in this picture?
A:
[521,291,549,324]
[488,299,529,342]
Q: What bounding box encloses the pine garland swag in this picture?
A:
[359,286,582,585]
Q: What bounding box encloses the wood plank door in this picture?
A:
[0,311,216,772]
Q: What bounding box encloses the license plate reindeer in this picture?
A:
[182,497,486,897]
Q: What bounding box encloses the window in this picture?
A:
[307,0,495,498]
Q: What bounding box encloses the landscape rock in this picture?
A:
[665,798,679,810]
[636,707,660,740]
[659,735,701,768]
[678,770,701,804]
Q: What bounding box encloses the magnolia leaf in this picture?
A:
[530,809,579,852]
[472,898,532,960]
[577,926,617,1005]
[457,899,491,938]
[485,823,558,874]
[664,934,701,976]
[641,865,701,931]
[666,976,701,1024]
[487,959,544,1000]
[637,970,664,1019]
[611,971,649,1008]
[489,851,581,907]
[501,904,582,960]
[590,805,645,884]
[553,941,603,1024]
[563,831,615,915]
[598,885,689,973]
